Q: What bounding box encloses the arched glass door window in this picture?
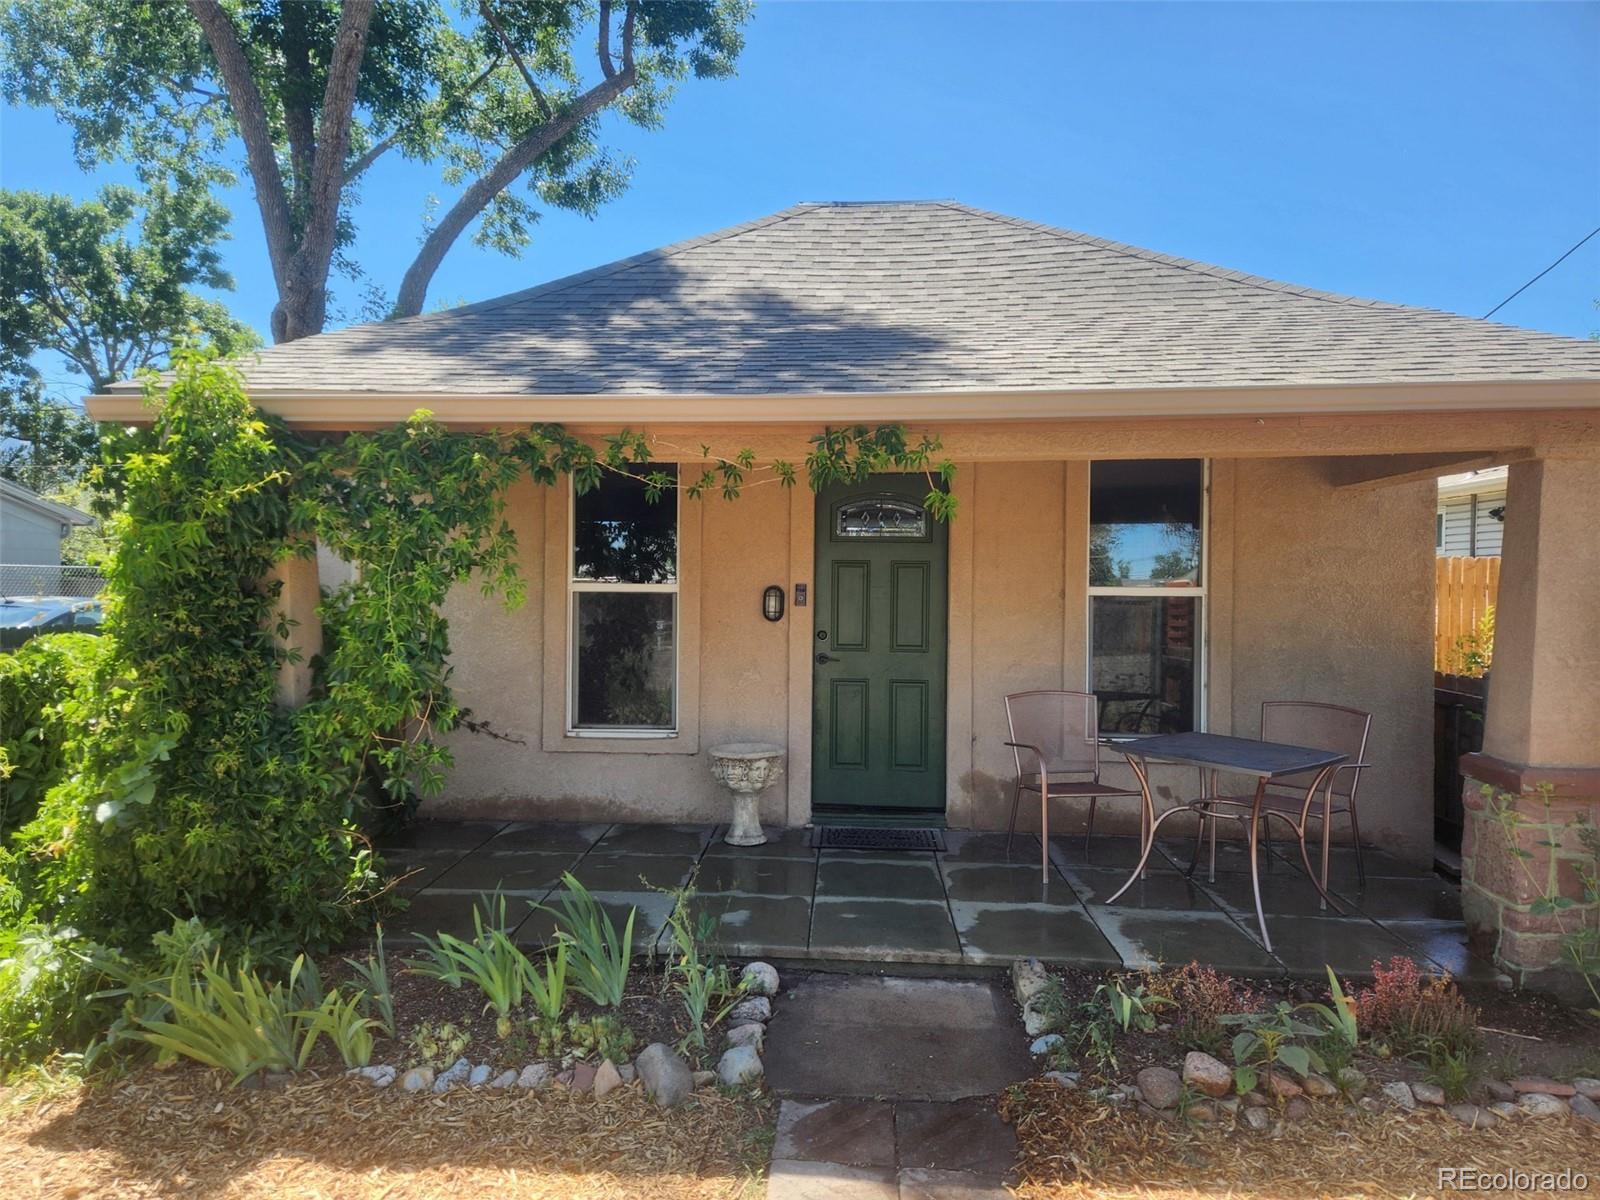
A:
[834,496,928,540]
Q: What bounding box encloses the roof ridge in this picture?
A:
[933,201,1576,336]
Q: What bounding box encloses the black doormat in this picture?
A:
[813,826,946,852]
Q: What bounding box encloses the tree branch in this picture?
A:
[185,1,295,291]
[598,0,616,78]
[342,54,505,189]
[478,1,552,120]
[276,0,376,341]
[392,64,635,318]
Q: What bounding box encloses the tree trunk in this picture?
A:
[392,69,633,319]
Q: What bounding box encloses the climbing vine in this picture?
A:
[0,351,956,956]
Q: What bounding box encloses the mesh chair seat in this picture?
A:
[1020,776,1142,798]
[1200,790,1354,817]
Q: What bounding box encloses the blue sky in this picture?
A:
[3,0,1597,388]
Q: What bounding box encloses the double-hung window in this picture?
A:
[569,465,678,734]
[1088,459,1206,735]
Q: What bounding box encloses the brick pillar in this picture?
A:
[265,550,323,707]
[1459,456,1600,992]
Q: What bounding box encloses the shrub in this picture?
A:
[1352,956,1479,1059]
[0,633,110,840]
[1148,962,1260,1053]
[406,894,534,1038]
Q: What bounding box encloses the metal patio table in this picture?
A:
[1104,732,1347,952]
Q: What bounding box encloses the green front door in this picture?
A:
[812,475,948,816]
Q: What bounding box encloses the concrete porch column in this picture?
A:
[265,550,323,707]
[1460,454,1600,990]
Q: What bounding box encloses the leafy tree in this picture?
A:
[0,384,100,494]
[1,0,750,342]
[1,185,258,395]
[0,184,256,490]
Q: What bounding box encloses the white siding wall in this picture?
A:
[1436,487,1505,557]
[0,502,67,564]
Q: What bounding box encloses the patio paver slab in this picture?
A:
[1090,908,1281,974]
[893,1100,1017,1176]
[810,899,962,963]
[425,849,583,894]
[1262,914,1415,978]
[938,862,1078,906]
[1060,865,1218,910]
[774,1100,898,1167]
[950,902,1121,966]
[689,893,814,957]
[570,851,699,892]
[590,823,714,857]
[695,854,818,896]
[817,856,946,902]
[484,820,611,852]
[766,1159,899,1200]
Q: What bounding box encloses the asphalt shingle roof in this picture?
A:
[122,201,1600,397]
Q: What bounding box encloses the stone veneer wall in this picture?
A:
[1460,770,1600,990]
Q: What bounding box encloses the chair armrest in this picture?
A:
[1004,741,1049,774]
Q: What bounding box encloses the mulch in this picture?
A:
[1001,1078,1600,1199]
[1,1069,774,1200]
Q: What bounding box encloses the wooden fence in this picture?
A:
[1434,556,1499,673]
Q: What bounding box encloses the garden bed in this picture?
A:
[1,1067,774,1200]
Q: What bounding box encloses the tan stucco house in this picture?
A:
[88,202,1600,975]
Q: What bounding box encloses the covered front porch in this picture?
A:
[380,818,1483,982]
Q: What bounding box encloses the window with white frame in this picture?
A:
[569,465,678,733]
[1087,459,1205,735]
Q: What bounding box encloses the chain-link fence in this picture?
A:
[0,563,106,597]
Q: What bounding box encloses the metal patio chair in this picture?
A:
[1188,700,1373,897]
[1004,689,1143,876]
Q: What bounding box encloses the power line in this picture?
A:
[1482,224,1600,320]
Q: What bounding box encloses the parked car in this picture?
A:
[0,596,106,649]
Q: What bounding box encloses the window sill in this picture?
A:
[566,729,678,739]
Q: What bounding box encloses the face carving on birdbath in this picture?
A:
[709,742,785,846]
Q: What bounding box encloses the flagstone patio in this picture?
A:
[378,820,1490,982]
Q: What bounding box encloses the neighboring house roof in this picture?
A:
[95,200,1600,407]
[1437,466,1509,499]
[0,478,94,526]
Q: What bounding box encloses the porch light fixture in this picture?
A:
[762,585,785,622]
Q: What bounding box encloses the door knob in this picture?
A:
[815,652,840,664]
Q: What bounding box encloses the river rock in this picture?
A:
[1511,1077,1575,1097]
[1302,1073,1337,1098]
[1570,1093,1600,1125]
[740,962,780,996]
[726,1022,765,1051]
[718,1043,764,1086]
[348,1065,396,1088]
[517,1063,551,1090]
[1382,1081,1416,1111]
[728,996,772,1024]
[1518,1092,1568,1118]
[1011,957,1051,1005]
[693,1069,717,1088]
[636,1042,694,1108]
[1336,1067,1367,1098]
[1485,1079,1516,1102]
[1136,1066,1183,1110]
[1182,1051,1233,1098]
[467,1063,492,1087]
[1243,1105,1271,1131]
[1029,1034,1064,1056]
[1263,1071,1303,1101]
[1488,1101,1520,1119]
[570,1061,597,1094]
[1573,1077,1600,1101]
[1449,1103,1498,1129]
[433,1058,470,1093]
[1411,1082,1446,1107]
[489,1069,519,1089]
[593,1059,624,1098]
[400,1066,435,1093]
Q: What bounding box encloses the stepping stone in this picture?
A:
[894,1099,1017,1178]
[764,977,1031,1101]
[774,1099,897,1167]
[896,1167,1011,1199]
[765,1159,898,1200]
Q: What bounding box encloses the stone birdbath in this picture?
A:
[708,742,785,847]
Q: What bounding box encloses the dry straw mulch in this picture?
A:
[1001,1079,1600,1200]
[1,1068,774,1200]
